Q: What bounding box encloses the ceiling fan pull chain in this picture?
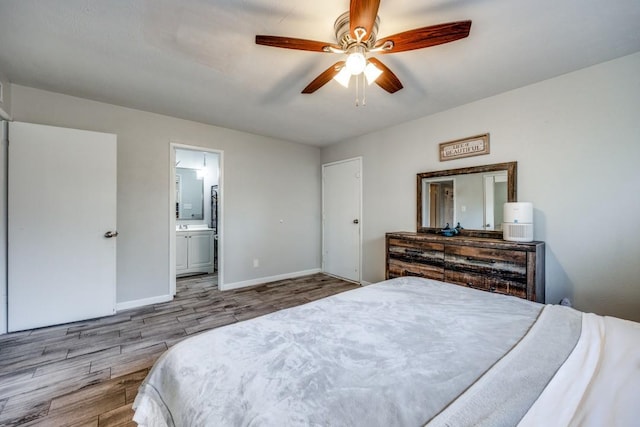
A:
[355,72,360,106]
[362,73,367,106]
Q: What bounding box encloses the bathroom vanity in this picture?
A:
[176,227,215,276]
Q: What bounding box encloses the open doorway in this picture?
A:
[169,143,223,296]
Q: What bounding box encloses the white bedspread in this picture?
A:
[133,277,542,426]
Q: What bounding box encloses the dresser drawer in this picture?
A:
[444,245,526,280]
[388,238,444,267]
[388,259,444,281]
[445,270,488,290]
[445,270,527,299]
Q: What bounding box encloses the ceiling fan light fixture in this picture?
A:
[364,61,383,84]
[345,47,366,75]
[333,66,351,87]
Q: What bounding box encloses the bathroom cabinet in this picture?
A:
[176,230,215,276]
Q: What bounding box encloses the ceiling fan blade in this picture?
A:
[302,61,346,94]
[256,35,340,53]
[350,0,381,41]
[375,20,472,53]
[368,58,403,93]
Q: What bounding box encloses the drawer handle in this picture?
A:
[406,249,422,256]
[466,257,496,264]
[404,270,424,277]
[466,282,497,292]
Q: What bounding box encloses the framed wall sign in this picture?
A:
[439,133,490,162]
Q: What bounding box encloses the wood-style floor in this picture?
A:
[0,273,358,426]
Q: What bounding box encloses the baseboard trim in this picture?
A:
[220,268,322,291]
[116,294,173,312]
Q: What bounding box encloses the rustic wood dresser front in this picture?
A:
[386,232,545,302]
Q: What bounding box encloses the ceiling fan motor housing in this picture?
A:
[334,11,379,49]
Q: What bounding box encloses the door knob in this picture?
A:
[104,231,119,238]
[353,219,359,224]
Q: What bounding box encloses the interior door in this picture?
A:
[322,158,361,282]
[8,122,117,332]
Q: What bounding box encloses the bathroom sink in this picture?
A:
[176,224,212,231]
[188,224,210,230]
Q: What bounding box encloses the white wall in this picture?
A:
[0,68,11,119]
[8,85,322,307]
[322,52,640,322]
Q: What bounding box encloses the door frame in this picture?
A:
[482,171,507,231]
[321,156,363,284]
[169,142,224,295]
[422,177,456,228]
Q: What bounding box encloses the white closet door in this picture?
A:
[322,158,362,283]
[8,122,117,332]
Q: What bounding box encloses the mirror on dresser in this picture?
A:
[176,167,204,220]
[417,162,517,238]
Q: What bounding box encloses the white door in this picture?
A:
[8,122,117,332]
[322,158,361,282]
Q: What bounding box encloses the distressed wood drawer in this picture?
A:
[387,238,444,268]
[445,270,527,299]
[388,258,444,281]
[444,245,526,281]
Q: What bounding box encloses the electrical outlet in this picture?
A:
[253,258,259,268]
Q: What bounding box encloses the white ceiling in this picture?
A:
[1,0,639,147]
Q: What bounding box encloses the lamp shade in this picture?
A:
[333,67,351,87]
[364,62,382,84]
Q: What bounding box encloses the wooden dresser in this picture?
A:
[386,232,545,302]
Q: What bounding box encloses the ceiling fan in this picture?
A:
[255,0,472,95]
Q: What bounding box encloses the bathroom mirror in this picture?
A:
[417,162,517,237]
[176,167,204,220]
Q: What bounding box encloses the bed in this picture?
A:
[132,277,640,426]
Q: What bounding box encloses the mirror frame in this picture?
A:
[417,162,517,238]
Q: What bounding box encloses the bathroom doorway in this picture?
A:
[169,143,223,296]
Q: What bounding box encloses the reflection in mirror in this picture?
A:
[176,167,204,220]
[417,162,517,236]
[422,179,455,228]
